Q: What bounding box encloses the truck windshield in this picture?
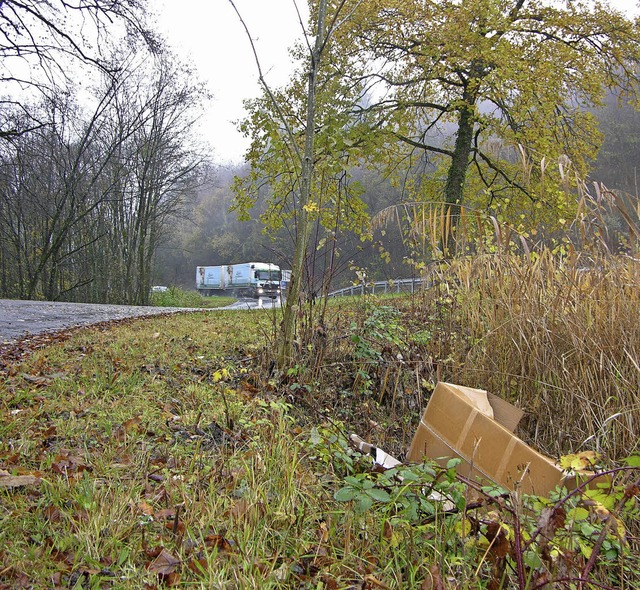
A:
[255,270,281,281]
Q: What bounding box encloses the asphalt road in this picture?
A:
[0,299,201,343]
[0,297,283,343]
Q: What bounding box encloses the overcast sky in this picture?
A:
[155,0,308,165]
[155,0,639,165]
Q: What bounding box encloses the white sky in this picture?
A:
[154,0,639,165]
[155,0,308,165]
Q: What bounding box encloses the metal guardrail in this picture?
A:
[328,277,427,298]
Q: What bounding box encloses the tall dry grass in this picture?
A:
[421,251,640,462]
[336,167,640,462]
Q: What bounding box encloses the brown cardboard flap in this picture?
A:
[454,384,495,420]
[487,392,524,432]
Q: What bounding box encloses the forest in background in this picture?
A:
[1,1,639,304]
[154,88,640,294]
[0,0,207,305]
[1,5,639,586]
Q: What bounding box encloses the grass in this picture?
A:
[149,286,235,309]
[1,256,639,589]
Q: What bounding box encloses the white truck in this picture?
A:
[196,262,282,299]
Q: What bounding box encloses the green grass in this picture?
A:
[149,286,235,309]
[1,269,639,588]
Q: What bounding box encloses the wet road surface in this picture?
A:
[0,297,283,343]
[0,299,199,343]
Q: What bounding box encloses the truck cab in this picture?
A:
[253,267,281,298]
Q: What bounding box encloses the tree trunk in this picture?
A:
[277,0,328,368]
[442,90,476,255]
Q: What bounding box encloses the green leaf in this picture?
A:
[481,485,509,498]
[578,539,593,560]
[568,507,590,521]
[605,548,618,560]
[446,457,461,470]
[343,476,362,486]
[419,465,437,478]
[622,455,640,468]
[580,522,598,538]
[523,550,543,570]
[398,469,420,482]
[334,487,358,502]
[356,495,374,513]
[309,427,322,446]
[365,488,391,502]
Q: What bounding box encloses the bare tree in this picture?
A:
[0,52,207,303]
[100,54,207,304]
[0,90,117,299]
[0,0,157,139]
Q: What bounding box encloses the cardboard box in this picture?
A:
[407,382,605,496]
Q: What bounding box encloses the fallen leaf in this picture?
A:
[203,534,234,553]
[41,425,57,438]
[291,556,320,578]
[364,574,392,590]
[51,450,91,476]
[383,520,393,540]
[144,546,163,559]
[155,508,177,520]
[165,520,186,535]
[538,506,566,543]
[226,498,251,520]
[121,416,142,433]
[320,575,339,590]
[0,474,42,489]
[421,564,445,590]
[147,548,181,576]
[138,500,155,516]
[19,373,52,387]
[624,483,640,500]
[187,556,209,575]
[594,503,611,521]
[238,380,259,394]
[318,520,330,543]
[163,571,181,586]
[559,451,600,471]
[486,522,510,559]
[43,504,63,522]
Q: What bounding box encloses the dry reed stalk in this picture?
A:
[426,253,640,461]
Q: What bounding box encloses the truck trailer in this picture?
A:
[196,262,281,299]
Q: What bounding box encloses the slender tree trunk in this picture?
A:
[277,0,328,368]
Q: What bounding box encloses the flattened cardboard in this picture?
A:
[407,382,604,496]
